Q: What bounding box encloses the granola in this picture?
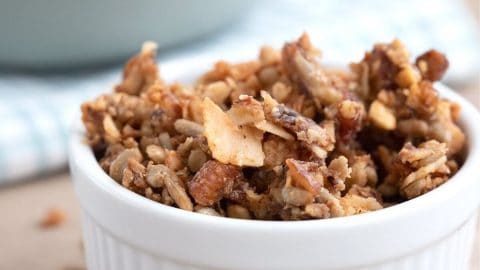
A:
[39,208,66,228]
[81,33,465,220]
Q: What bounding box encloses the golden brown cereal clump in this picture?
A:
[81,33,465,220]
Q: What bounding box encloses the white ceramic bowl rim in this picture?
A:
[70,83,480,230]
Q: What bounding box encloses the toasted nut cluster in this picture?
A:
[82,33,465,220]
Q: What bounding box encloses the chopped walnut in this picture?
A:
[327,156,350,192]
[304,203,331,219]
[281,186,315,206]
[415,49,449,81]
[285,159,324,195]
[263,136,298,168]
[428,100,465,156]
[348,155,377,188]
[395,65,420,88]
[368,100,396,130]
[340,194,383,215]
[396,140,450,199]
[188,161,243,206]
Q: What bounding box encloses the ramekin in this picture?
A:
[69,83,480,270]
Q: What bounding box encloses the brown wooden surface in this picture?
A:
[0,173,85,270]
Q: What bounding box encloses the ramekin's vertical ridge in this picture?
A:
[468,217,478,268]
[351,213,477,270]
[81,211,205,270]
[104,232,119,270]
[81,211,477,270]
[82,213,98,270]
[80,216,91,270]
[452,218,465,270]
[119,239,136,270]
[95,224,110,270]
[435,234,448,270]
[92,217,104,270]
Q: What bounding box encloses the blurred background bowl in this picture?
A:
[0,0,255,69]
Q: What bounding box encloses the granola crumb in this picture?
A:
[39,208,66,228]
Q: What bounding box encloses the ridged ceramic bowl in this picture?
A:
[69,76,480,269]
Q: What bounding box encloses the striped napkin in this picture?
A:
[0,0,479,184]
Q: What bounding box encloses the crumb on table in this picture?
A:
[39,208,66,228]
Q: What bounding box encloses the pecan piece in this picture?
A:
[188,160,243,206]
[415,49,449,81]
[285,159,324,194]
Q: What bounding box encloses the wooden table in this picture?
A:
[0,173,85,270]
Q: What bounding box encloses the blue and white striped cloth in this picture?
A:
[1,0,479,184]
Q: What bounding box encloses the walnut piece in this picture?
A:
[397,140,450,199]
[368,100,396,130]
[415,49,449,81]
[285,159,324,195]
[188,160,243,206]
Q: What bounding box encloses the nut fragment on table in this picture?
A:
[39,208,66,228]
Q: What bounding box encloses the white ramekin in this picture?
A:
[69,83,480,270]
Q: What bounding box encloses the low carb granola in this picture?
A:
[81,34,465,220]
